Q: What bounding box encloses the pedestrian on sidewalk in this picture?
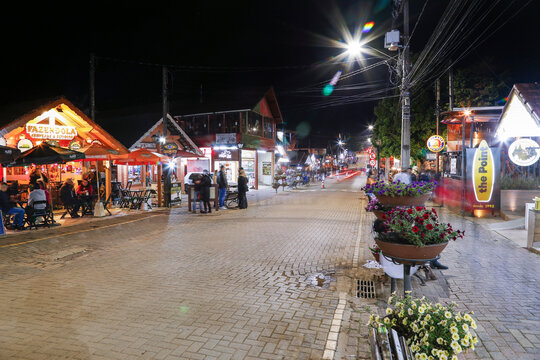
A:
[238,168,249,209]
[217,165,228,210]
[192,174,203,213]
[200,169,212,213]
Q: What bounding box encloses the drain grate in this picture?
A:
[356,279,376,299]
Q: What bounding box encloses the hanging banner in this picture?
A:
[466,140,500,212]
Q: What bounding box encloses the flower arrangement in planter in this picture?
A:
[369,244,381,262]
[365,198,390,220]
[272,169,287,192]
[368,294,478,360]
[374,207,464,261]
[362,181,437,206]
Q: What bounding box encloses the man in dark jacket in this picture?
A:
[217,165,228,209]
[0,182,25,230]
[200,170,212,213]
[60,179,80,218]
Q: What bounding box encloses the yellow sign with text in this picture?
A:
[472,140,494,203]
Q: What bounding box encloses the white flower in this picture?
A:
[445,311,452,319]
[408,308,414,316]
[386,308,393,315]
[462,323,469,331]
[452,333,460,340]
[450,326,458,334]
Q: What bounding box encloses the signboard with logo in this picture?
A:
[466,140,500,212]
[69,140,82,150]
[26,123,77,140]
[425,152,436,161]
[427,135,445,152]
[17,139,33,152]
[216,149,239,161]
[508,138,540,166]
[215,133,237,145]
[162,142,179,155]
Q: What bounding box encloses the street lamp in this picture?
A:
[368,125,374,130]
[345,40,362,59]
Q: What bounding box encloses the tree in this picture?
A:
[372,60,510,162]
[372,87,436,162]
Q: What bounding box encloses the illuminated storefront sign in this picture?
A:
[26,123,77,140]
[508,138,540,167]
[17,139,33,152]
[426,135,445,152]
[472,140,495,203]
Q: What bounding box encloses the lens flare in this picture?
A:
[362,21,375,33]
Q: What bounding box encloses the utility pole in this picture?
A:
[161,66,171,208]
[448,64,454,111]
[90,53,96,121]
[400,0,411,170]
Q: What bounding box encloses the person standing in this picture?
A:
[217,165,228,210]
[29,167,48,187]
[200,170,212,213]
[238,168,249,209]
[0,182,25,230]
[192,174,203,213]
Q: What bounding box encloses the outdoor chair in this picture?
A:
[26,200,51,229]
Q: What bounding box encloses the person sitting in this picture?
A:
[60,179,80,218]
[36,180,50,204]
[27,183,48,211]
[0,182,25,230]
[76,179,94,197]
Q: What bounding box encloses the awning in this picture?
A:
[113,148,170,165]
[0,145,21,165]
[80,142,121,161]
[9,143,85,166]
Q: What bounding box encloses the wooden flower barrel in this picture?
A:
[375,238,448,265]
[376,192,432,207]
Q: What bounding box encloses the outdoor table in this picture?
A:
[381,252,439,296]
[128,190,146,210]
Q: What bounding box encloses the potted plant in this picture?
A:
[362,181,437,206]
[369,245,381,262]
[365,198,390,220]
[374,207,464,263]
[368,294,478,360]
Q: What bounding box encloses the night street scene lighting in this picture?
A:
[0,1,538,359]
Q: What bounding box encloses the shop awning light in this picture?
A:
[257,150,267,153]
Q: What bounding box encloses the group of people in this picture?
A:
[191,166,249,213]
[0,166,98,230]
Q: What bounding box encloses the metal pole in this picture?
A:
[470,115,475,148]
[90,53,96,121]
[449,64,454,111]
[435,79,440,177]
[400,0,411,170]
[376,145,380,180]
[461,115,467,215]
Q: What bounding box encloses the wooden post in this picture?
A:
[105,160,111,201]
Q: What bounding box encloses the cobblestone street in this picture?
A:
[0,175,539,360]
[0,177,366,360]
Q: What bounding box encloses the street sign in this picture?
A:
[426,135,445,152]
[425,152,436,160]
[369,152,376,160]
[369,159,377,167]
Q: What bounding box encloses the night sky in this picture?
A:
[1,1,538,145]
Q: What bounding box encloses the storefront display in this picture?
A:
[241,150,256,187]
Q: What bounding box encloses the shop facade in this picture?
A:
[0,97,128,199]
[174,87,283,189]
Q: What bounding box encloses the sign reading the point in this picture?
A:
[426,135,445,153]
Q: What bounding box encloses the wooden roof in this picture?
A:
[0,97,128,154]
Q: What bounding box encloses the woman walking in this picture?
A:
[200,169,212,213]
[238,168,249,209]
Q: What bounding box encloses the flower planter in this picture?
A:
[373,210,386,220]
[370,250,380,262]
[376,192,432,207]
[375,237,447,264]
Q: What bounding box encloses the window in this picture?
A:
[225,113,240,133]
[247,112,263,137]
[263,117,274,139]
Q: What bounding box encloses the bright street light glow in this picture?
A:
[463,110,472,116]
[159,136,166,143]
[367,138,371,142]
[368,125,374,130]
[337,140,344,146]
[346,41,362,58]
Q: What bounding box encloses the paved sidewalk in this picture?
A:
[370,205,540,360]
[0,178,363,360]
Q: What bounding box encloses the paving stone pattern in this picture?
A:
[0,179,363,360]
[372,205,540,360]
